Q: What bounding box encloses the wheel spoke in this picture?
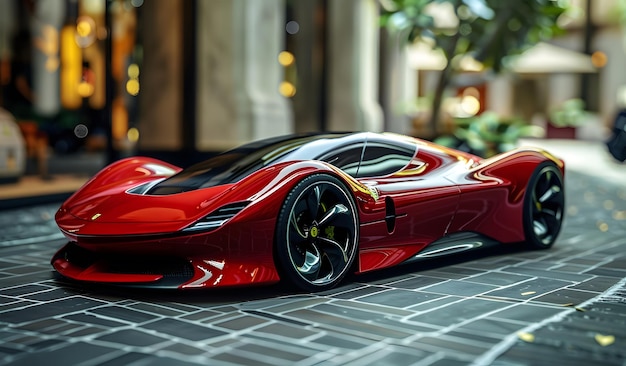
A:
[538,185,562,204]
[318,236,349,263]
[296,245,321,279]
[538,207,561,230]
[318,204,349,227]
[533,218,548,238]
[289,209,307,240]
[306,186,323,220]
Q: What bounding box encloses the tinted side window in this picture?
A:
[317,143,365,176]
[357,142,415,177]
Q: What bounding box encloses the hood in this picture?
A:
[57,184,234,236]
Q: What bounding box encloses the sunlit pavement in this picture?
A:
[0,140,624,365]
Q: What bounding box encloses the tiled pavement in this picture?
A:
[1,167,625,365]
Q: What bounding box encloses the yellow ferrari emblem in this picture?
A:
[310,226,318,238]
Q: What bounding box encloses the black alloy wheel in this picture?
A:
[275,174,359,291]
[523,162,565,249]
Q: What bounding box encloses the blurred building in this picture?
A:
[0,0,624,176]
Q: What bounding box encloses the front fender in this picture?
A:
[61,157,181,210]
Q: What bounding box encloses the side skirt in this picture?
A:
[403,232,501,264]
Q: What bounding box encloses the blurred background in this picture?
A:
[0,0,625,202]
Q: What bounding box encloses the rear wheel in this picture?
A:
[275,174,358,292]
[523,162,565,249]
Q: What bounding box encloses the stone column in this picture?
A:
[379,29,416,134]
[137,1,183,151]
[196,0,292,151]
[326,0,383,132]
[32,0,65,117]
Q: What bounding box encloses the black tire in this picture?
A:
[275,174,359,292]
[523,161,565,249]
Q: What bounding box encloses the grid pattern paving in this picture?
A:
[1,169,625,365]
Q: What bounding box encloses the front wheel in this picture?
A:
[275,174,359,292]
[523,162,565,249]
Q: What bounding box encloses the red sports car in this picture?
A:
[52,132,565,291]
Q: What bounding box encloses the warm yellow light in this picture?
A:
[61,25,82,109]
[278,51,295,67]
[460,95,480,116]
[76,20,92,38]
[591,51,607,68]
[279,81,296,97]
[127,127,139,142]
[77,81,95,97]
[128,64,140,79]
[126,79,140,96]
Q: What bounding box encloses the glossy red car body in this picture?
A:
[52,132,565,290]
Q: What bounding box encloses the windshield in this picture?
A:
[146,132,416,195]
[147,134,346,195]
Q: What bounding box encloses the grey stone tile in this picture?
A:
[408,299,510,327]
[13,318,68,332]
[284,309,413,339]
[213,314,269,330]
[2,341,118,366]
[329,285,388,300]
[482,278,573,301]
[128,302,186,317]
[310,303,438,333]
[357,288,444,308]
[388,275,446,289]
[410,335,494,356]
[464,271,533,286]
[63,313,128,328]
[532,288,599,306]
[500,266,593,282]
[160,343,208,356]
[179,309,221,321]
[331,299,415,317]
[241,296,328,313]
[498,343,597,366]
[211,351,277,366]
[342,345,430,366]
[240,310,311,327]
[490,304,565,323]
[407,295,464,312]
[457,318,526,337]
[2,297,107,324]
[559,314,626,336]
[96,329,169,347]
[421,280,498,296]
[253,322,318,339]
[90,305,159,323]
[62,325,107,337]
[21,288,81,301]
[96,352,151,366]
[310,334,371,350]
[585,267,626,278]
[143,318,227,341]
[236,343,314,362]
[548,263,590,273]
[418,266,484,280]
[0,284,50,297]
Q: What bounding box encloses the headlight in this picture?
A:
[183,201,250,232]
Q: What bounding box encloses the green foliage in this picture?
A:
[381,0,567,71]
[435,112,543,157]
[549,98,590,127]
[381,0,568,136]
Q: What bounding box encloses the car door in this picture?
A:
[354,139,460,271]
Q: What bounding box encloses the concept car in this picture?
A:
[52,132,565,291]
